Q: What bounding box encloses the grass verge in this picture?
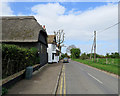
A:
[72,58,119,76]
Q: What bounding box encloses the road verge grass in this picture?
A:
[72,58,119,76]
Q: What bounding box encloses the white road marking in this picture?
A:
[88,73,103,84]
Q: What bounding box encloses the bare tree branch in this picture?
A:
[54,29,65,54]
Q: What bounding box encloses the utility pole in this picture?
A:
[90,42,94,59]
[90,31,96,62]
[94,31,96,62]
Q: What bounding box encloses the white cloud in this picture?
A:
[30,3,118,54]
[0,1,14,16]
[31,3,66,33]
[31,3,118,42]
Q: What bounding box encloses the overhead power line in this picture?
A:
[89,22,119,59]
[97,22,120,34]
[88,22,119,41]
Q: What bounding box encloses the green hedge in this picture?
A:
[2,87,8,96]
[2,44,40,79]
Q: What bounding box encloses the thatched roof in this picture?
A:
[47,35,56,44]
[0,16,47,42]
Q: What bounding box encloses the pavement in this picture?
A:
[57,60,118,94]
[7,62,63,94]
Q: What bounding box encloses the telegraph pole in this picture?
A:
[90,42,94,59]
[90,31,96,62]
[94,31,96,62]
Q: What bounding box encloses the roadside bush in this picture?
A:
[2,88,8,96]
[61,53,70,59]
[2,44,39,79]
[61,54,66,59]
[80,53,89,60]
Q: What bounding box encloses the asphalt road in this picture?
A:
[57,60,118,94]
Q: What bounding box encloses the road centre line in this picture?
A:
[88,73,103,84]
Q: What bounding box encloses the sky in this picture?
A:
[0,1,119,55]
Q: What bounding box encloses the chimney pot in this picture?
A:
[43,25,45,29]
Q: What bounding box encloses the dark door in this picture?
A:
[39,43,47,66]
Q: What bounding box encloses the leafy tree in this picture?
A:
[61,53,70,59]
[106,53,110,58]
[70,48,81,58]
[110,52,120,58]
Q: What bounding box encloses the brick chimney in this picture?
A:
[43,25,45,29]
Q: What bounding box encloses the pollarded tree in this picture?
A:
[66,45,76,54]
[54,30,65,54]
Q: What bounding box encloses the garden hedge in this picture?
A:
[2,44,40,79]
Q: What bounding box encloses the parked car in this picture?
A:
[63,57,69,63]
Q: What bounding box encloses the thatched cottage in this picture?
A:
[0,16,48,65]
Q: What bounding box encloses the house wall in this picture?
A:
[47,44,52,63]
[47,44,59,63]
[38,30,48,65]
[39,43,48,65]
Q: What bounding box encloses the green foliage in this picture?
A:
[61,54,66,59]
[2,87,8,95]
[104,52,120,58]
[110,52,120,58]
[60,53,70,59]
[2,44,40,79]
[87,53,105,58]
[70,48,81,59]
[80,53,89,60]
[59,56,62,60]
[87,52,120,58]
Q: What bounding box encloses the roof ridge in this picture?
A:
[0,16,36,20]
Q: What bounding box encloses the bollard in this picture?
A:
[25,66,33,79]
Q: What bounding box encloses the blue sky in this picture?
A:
[1,2,118,55]
[9,2,109,15]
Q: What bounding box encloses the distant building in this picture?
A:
[1,16,48,65]
[47,35,59,63]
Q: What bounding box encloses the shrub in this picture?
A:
[2,87,8,95]
[2,44,40,79]
[80,53,89,60]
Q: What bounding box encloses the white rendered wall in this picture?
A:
[47,44,59,63]
[47,44,52,63]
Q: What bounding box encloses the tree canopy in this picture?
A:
[70,48,81,58]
